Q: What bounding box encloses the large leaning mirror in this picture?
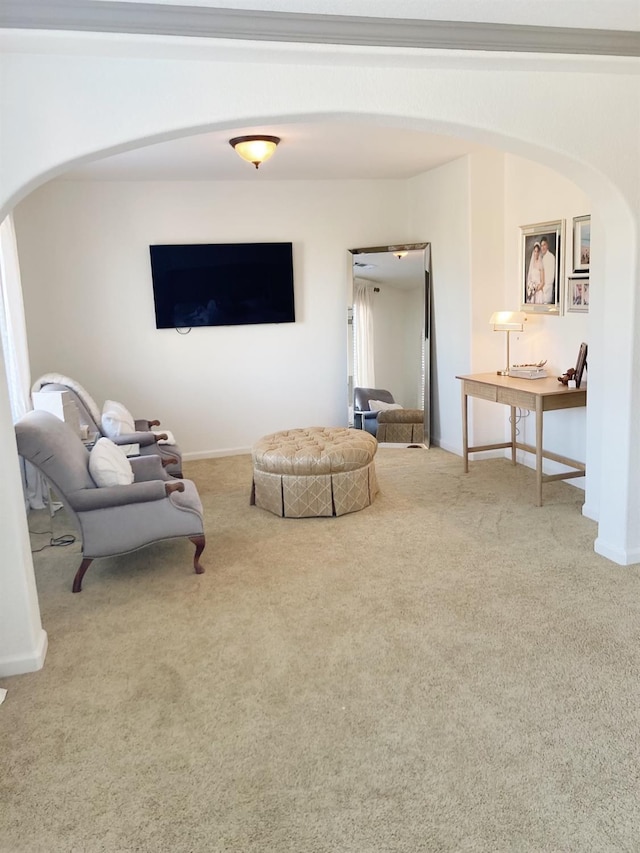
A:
[347,243,432,448]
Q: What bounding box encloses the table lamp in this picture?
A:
[489,311,526,376]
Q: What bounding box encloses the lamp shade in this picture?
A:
[229,135,280,169]
[490,311,526,376]
[489,311,526,332]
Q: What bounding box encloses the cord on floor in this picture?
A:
[29,527,76,553]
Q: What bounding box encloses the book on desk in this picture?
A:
[508,366,548,379]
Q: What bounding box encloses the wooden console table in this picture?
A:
[456,373,587,506]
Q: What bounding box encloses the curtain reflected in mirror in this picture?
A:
[348,243,431,447]
[353,280,377,387]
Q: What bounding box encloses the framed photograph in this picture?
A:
[521,219,564,315]
[573,215,590,273]
[566,275,589,313]
[575,342,588,388]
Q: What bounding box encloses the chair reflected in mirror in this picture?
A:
[353,386,425,444]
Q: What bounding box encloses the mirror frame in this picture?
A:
[348,242,432,448]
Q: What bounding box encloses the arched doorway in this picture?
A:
[1,44,637,676]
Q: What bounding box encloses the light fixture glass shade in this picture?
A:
[229,135,280,169]
[489,310,525,332]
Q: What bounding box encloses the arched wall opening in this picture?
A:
[1,51,638,676]
[7,108,633,501]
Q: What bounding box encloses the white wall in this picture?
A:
[371,282,423,409]
[13,152,590,470]
[0,374,47,676]
[407,151,591,486]
[467,150,509,449]
[402,285,425,409]
[408,156,472,452]
[14,179,409,456]
[503,154,591,485]
[372,283,402,400]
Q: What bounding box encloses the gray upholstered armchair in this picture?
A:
[15,410,205,593]
[354,387,396,436]
[31,374,183,477]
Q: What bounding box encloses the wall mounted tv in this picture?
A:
[149,242,295,329]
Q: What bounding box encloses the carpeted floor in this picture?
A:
[3,447,640,852]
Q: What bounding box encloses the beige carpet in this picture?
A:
[3,447,640,852]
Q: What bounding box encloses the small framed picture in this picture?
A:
[566,275,589,313]
[573,215,590,273]
[575,342,588,388]
[521,219,564,315]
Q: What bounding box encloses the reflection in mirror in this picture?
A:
[348,243,431,447]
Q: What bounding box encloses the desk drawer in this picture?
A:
[465,380,497,402]
[497,387,536,409]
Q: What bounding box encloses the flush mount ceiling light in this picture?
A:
[388,246,410,260]
[229,135,280,169]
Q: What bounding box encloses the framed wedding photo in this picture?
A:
[521,219,564,315]
[573,214,590,273]
[566,275,589,313]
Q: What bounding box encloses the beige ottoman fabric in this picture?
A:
[251,427,378,517]
[376,408,425,444]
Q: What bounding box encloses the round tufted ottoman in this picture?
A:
[251,427,378,518]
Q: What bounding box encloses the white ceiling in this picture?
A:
[352,247,426,290]
[60,121,488,182]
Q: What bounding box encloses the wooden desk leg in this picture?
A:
[461,386,469,473]
[510,405,517,465]
[536,396,543,506]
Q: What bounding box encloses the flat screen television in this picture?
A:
[149,242,295,329]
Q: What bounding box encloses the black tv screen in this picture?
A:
[149,242,295,329]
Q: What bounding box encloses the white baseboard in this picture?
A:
[594,538,640,567]
[0,629,48,677]
[437,438,510,460]
[432,439,459,455]
[582,503,599,522]
[183,446,251,461]
[378,442,427,449]
[516,454,586,492]
[436,441,587,495]
[431,439,504,462]
[435,441,586,492]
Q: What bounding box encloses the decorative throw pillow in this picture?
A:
[101,399,136,438]
[89,437,134,487]
[367,399,403,412]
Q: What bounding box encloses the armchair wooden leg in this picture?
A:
[189,535,206,574]
[73,558,93,593]
[161,455,182,477]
